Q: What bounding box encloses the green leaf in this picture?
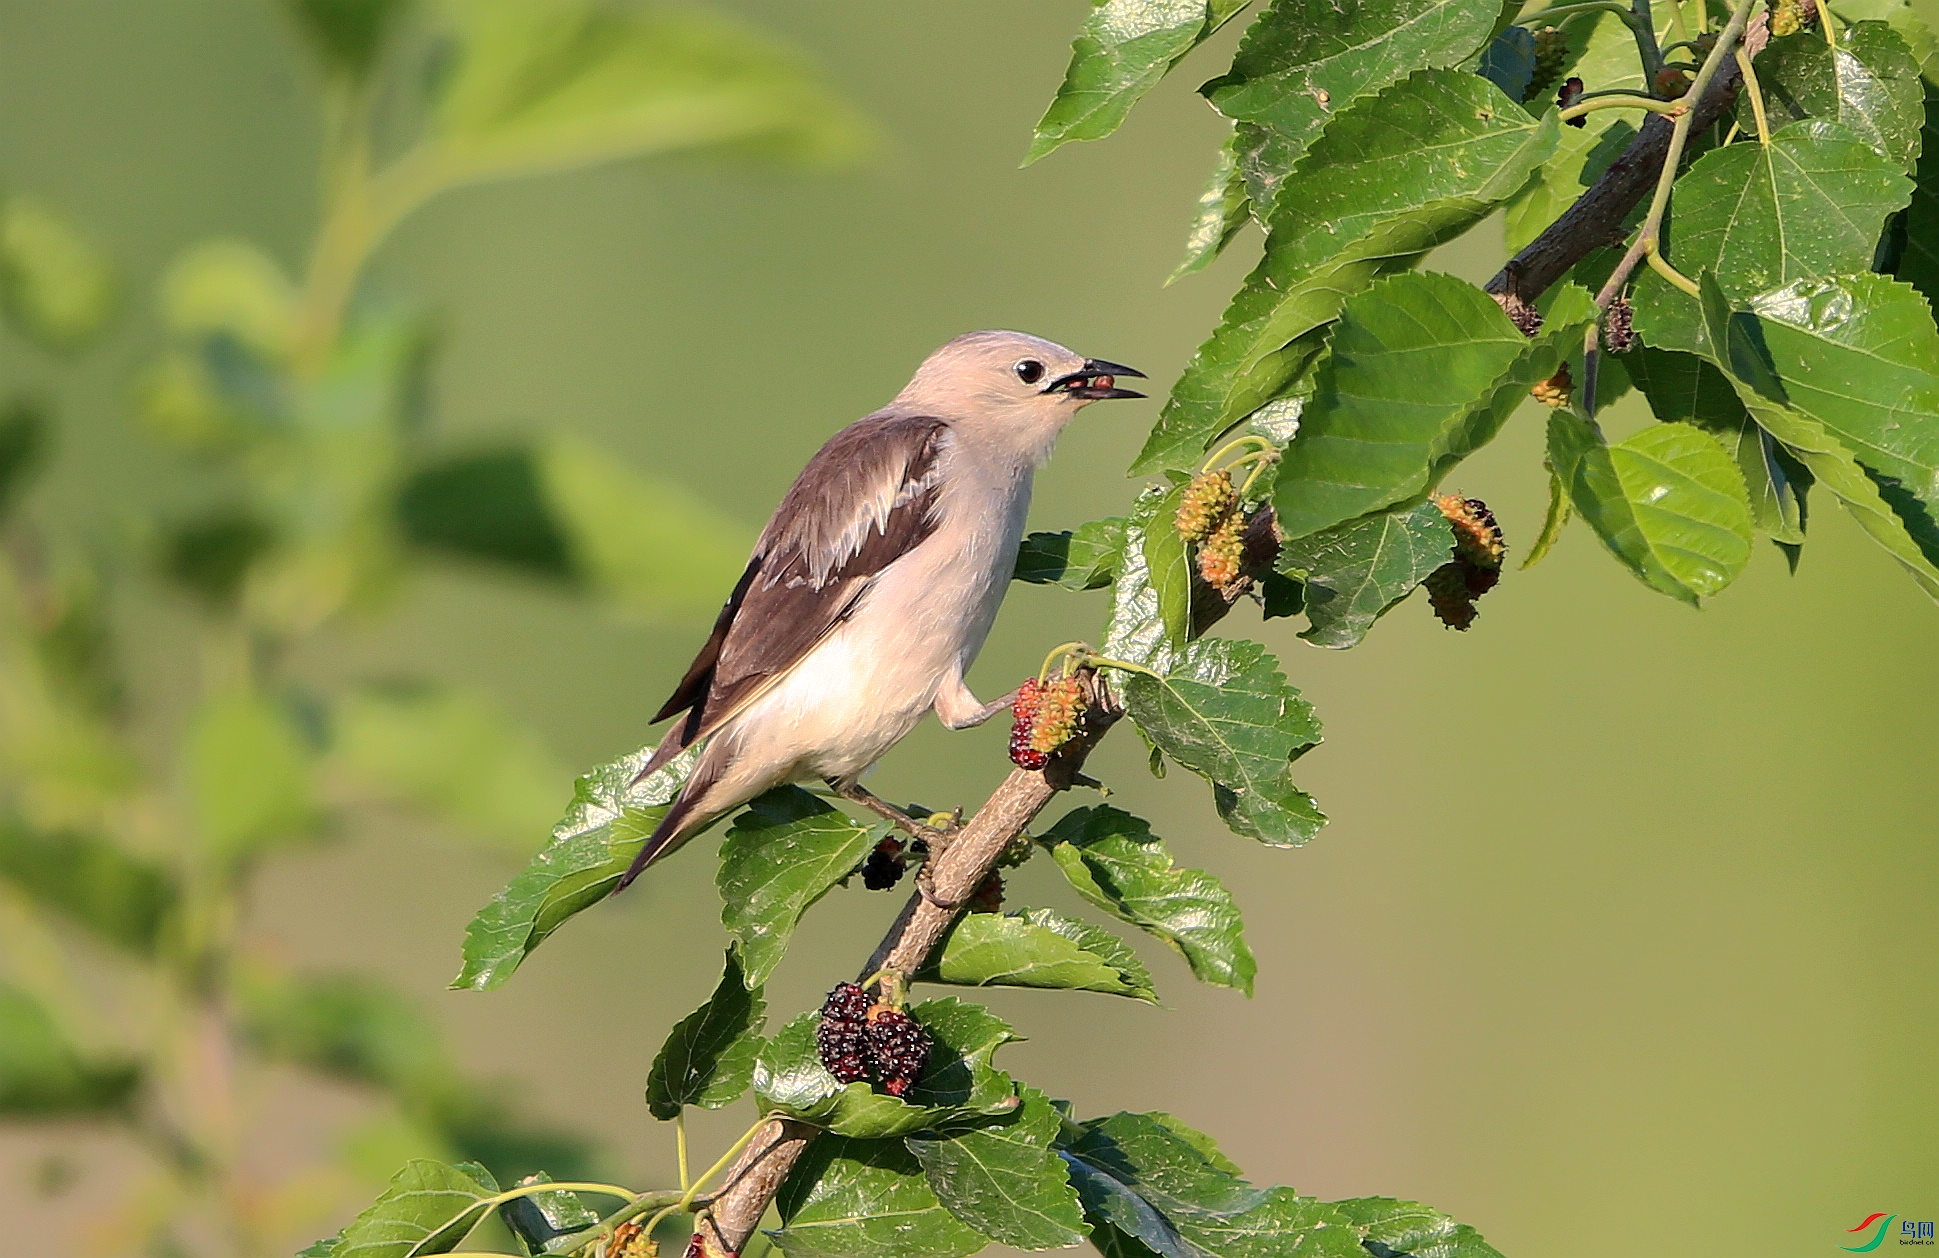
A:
[906,1087,1087,1251]
[1202,0,1509,184]
[1145,482,1194,652]
[1138,70,1557,473]
[1165,1191,1364,1258]
[773,1135,989,1258]
[1522,462,1572,569]
[186,690,320,866]
[330,683,567,852]
[1897,76,1939,304]
[397,448,576,582]
[498,1173,601,1255]
[1631,120,1913,353]
[285,0,407,77]
[1060,1111,1266,1256]
[331,1159,500,1258]
[646,949,767,1120]
[1327,1196,1506,1258]
[755,999,1022,1138]
[718,789,880,988]
[0,820,176,955]
[1270,272,1583,541]
[451,745,697,991]
[0,198,116,352]
[0,982,140,1117]
[919,909,1157,1001]
[237,966,450,1099]
[1014,517,1125,589]
[1546,416,1755,603]
[1104,489,1186,673]
[0,396,47,520]
[1746,21,1924,170]
[1477,25,1537,100]
[1170,128,1252,283]
[1275,500,1454,648]
[1025,0,1252,165]
[1041,806,1255,994]
[1117,637,1325,847]
[427,0,865,185]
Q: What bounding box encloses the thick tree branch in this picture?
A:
[1486,11,1772,312]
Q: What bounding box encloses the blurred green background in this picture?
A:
[0,2,1933,1256]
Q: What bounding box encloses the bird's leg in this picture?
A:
[827,778,943,844]
[932,677,1020,730]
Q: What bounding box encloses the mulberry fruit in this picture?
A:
[861,837,907,890]
[816,983,872,1084]
[1770,0,1804,36]
[1531,362,1573,409]
[1424,561,1500,631]
[1603,297,1636,353]
[1558,76,1586,126]
[602,1221,655,1258]
[1029,676,1084,757]
[967,872,1004,914]
[1505,296,1543,339]
[1525,26,1570,103]
[1010,678,1049,770]
[864,1004,932,1098]
[1197,509,1249,595]
[1436,495,1507,568]
[1653,67,1691,99]
[1173,469,1236,543]
[1427,495,1506,631]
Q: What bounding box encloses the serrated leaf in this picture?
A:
[1118,637,1325,846]
[1145,482,1194,652]
[646,950,767,1120]
[919,909,1157,1001]
[1275,500,1455,647]
[1014,516,1126,589]
[331,1159,500,1258]
[1041,806,1255,994]
[1746,21,1924,170]
[1169,1190,1364,1257]
[1026,0,1251,165]
[0,198,116,352]
[1327,1196,1506,1258]
[1631,120,1913,353]
[1897,76,1939,303]
[773,1135,988,1258]
[1270,273,1587,541]
[906,1087,1086,1251]
[1170,128,1252,283]
[0,820,176,956]
[451,746,697,991]
[1060,1110,1265,1258]
[1522,462,1572,569]
[1104,488,1186,673]
[0,982,140,1117]
[1138,71,1557,473]
[1546,416,1755,603]
[718,789,879,988]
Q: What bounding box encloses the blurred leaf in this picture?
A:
[0,981,140,1117]
[1897,76,1939,303]
[1546,416,1754,603]
[160,239,299,359]
[756,999,1022,1138]
[1041,805,1255,995]
[186,689,320,865]
[1169,127,1251,283]
[160,507,279,609]
[1026,0,1252,165]
[773,1134,989,1258]
[1144,481,1193,652]
[452,745,696,991]
[397,448,575,581]
[0,396,47,520]
[330,682,567,851]
[237,965,448,1099]
[1014,517,1125,589]
[0,198,116,352]
[427,1102,596,1187]
[286,0,408,77]
[1140,71,1557,473]
[1477,25,1537,100]
[918,908,1157,1001]
[1118,637,1325,847]
[426,0,866,186]
[328,1159,500,1258]
[1275,500,1454,648]
[645,949,767,1120]
[906,1087,1086,1252]
[1631,121,1912,353]
[1746,21,1923,170]
[0,820,176,956]
[717,788,879,988]
[537,437,754,620]
[1327,1196,1505,1258]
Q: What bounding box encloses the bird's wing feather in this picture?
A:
[643,414,949,768]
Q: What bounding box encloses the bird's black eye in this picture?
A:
[1013,359,1045,385]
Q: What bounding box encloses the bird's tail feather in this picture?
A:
[612,750,723,895]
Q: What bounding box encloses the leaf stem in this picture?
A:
[1077,653,1165,682]
[1558,94,1687,120]
[633,1118,772,1247]
[1644,240,1701,295]
[1038,641,1090,683]
[1199,434,1275,472]
[1514,1,1641,25]
[676,1113,691,1193]
[1735,45,1770,143]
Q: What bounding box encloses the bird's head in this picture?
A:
[893,330,1145,460]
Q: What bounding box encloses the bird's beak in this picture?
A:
[1047,358,1147,400]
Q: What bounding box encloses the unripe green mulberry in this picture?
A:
[1525,27,1570,103]
[1029,676,1084,756]
[1173,469,1236,543]
[1197,508,1249,594]
[1770,0,1804,36]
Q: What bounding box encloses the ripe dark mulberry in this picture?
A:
[817,983,872,1084]
[967,872,1004,914]
[1173,469,1236,543]
[1010,678,1049,770]
[861,837,907,890]
[1558,76,1586,126]
[1603,297,1636,353]
[864,1004,932,1098]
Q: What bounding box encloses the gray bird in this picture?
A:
[613,330,1144,890]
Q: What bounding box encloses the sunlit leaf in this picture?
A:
[1014,517,1125,589]
[919,908,1157,1001]
[1104,488,1184,673]
[1145,481,1193,653]
[773,1134,989,1258]
[1746,21,1924,170]
[1328,1196,1506,1258]
[0,198,116,352]
[1169,127,1251,283]
[1276,500,1454,648]
[718,789,880,988]
[907,1087,1086,1251]
[646,949,767,1120]
[330,1159,500,1258]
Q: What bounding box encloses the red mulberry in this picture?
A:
[817,983,872,1084]
[1010,678,1049,770]
[864,1004,932,1098]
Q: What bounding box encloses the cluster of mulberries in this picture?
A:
[1603,297,1636,353]
[865,1004,932,1097]
[1426,496,1506,631]
[861,836,907,890]
[1173,469,1235,542]
[1197,510,1250,595]
[1174,466,1258,598]
[1770,0,1808,36]
[967,871,1004,915]
[1531,362,1573,409]
[1525,27,1570,103]
[1558,76,1587,126]
[1009,678,1049,770]
[816,982,874,1084]
[1011,675,1084,769]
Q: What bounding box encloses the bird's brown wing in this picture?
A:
[640,414,949,775]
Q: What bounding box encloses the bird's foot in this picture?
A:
[828,779,949,845]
